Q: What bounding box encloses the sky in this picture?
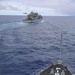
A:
[0,0,75,16]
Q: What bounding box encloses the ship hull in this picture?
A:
[23,18,42,23]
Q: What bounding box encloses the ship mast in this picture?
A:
[59,32,63,60]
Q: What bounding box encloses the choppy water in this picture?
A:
[0,16,75,75]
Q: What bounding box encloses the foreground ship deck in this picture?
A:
[37,34,73,75]
[37,60,73,75]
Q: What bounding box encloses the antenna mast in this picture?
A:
[59,33,63,60]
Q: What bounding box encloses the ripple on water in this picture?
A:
[0,16,75,75]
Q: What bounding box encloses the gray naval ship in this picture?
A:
[37,60,73,75]
[23,11,42,23]
[37,34,73,75]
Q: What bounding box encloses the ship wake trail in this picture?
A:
[0,22,27,31]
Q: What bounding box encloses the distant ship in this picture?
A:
[23,11,43,23]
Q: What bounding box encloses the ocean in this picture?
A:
[0,15,75,75]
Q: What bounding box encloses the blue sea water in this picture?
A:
[0,15,75,75]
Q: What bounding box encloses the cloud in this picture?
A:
[0,0,75,15]
[0,4,19,10]
[0,4,6,9]
[0,1,20,10]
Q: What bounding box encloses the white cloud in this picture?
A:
[0,10,24,15]
[0,0,75,15]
